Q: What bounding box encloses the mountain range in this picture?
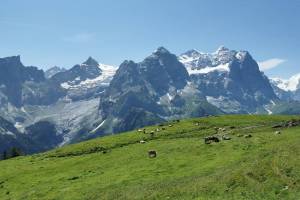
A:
[270,74,300,101]
[0,46,299,154]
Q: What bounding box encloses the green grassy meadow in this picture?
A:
[0,115,300,200]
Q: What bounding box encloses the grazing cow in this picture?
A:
[148,150,157,158]
[222,135,231,140]
[138,129,143,132]
[204,136,220,144]
[275,131,281,135]
[168,124,173,127]
[140,140,146,144]
[244,134,252,138]
[287,120,300,127]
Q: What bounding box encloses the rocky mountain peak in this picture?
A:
[82,56,99,67]
[0,56,23,69]
[153,47,170,55]
[180,49,202,59]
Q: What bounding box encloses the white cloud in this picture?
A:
[258,58,286,71]
[63,33,95,43]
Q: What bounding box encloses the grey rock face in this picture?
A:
[0,56,45,107]
[97,47,221,136]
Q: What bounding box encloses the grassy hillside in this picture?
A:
[0,115,300,200]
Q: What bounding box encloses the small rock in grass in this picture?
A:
[68,176,79,181]
[102,150,107,154]
[282,185,289,191]
[275,131,281,135]
[140,140,146,144]
[272,124,283,128]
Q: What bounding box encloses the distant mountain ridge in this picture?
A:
[45,66,66,78]
[0,46,299,154]
[0,56,115,154]
[270,75,300,101]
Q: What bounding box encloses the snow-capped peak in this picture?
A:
[179,46,239,75]
[179,49,203,65]
[214,45,230,54]
[180,49,201,58]
[60,63,117,90]
[270,74,300,92]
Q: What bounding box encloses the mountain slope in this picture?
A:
[96,47,222,136]
[0,115,299,199]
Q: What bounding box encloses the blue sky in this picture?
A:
[0,0,299,78]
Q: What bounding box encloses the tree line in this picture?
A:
[1,147,23,160]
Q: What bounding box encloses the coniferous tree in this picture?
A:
[2,150,7,160]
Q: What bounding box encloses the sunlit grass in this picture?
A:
[0,115,299,199]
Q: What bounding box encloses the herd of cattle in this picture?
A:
[136,119,300,158]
